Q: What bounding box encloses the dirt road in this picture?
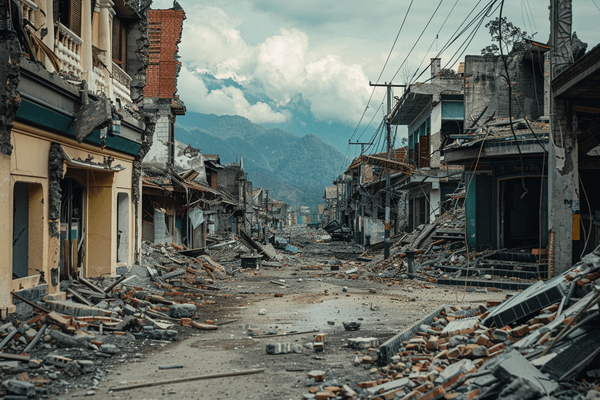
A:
[61,262,507,400]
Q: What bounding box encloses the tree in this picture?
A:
[481,17,529,56]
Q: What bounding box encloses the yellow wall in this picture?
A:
[0,123,138,314]
[0,153,13,312]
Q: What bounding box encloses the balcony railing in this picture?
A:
[111,61,132,105]
[93,65,107,96]
[56,23,83,78]
[16,0,37,25]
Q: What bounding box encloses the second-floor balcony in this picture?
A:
[111,62,132,105]
[56,23,84,79]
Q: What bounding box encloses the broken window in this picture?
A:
[12,182,44,280]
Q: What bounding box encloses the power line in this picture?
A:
[348,0,416,145]
[390,0,446,83]
[409,0,499,85]
[409,0,461,85]
[376,0,415,84]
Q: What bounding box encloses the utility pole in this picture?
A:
[264,190,269,243]
[369,82,405,259]
[349,141,373,155]
[548,0,576,275]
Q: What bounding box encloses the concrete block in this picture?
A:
[146,329,178,341]
[122,304,137,316]
[77,360,95,373]
[4,379,36,397]
[434,359,476,385]
[98,344,119,354]
[347,337,379,350]
[45,355,74,367]
[168,304,196,318]
[366,377,410,395]
[28,359,43,368]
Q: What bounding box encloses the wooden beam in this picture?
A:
[110,369,265,392]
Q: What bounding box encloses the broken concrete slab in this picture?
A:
[366,377,410,395]
[492,350,559,395]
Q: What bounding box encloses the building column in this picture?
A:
[430,187,441,223]
[80,0,93,90]
[98,0,114,97]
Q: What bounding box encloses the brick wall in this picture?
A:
[144,9,186,99]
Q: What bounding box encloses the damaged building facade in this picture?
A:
[0,0,155,315]
[337,3,599,279]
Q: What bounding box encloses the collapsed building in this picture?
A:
[336,26,600,280]
[0,0,155,315]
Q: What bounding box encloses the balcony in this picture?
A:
[16,0,37,25]
[93,65,107,96]
[56,23,83,79]
[111,62,132,105]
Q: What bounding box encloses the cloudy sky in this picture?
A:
[152,0,600,155]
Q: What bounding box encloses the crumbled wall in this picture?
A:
[145,6,186,99]
[125,2,156,262]
[0,0,22,156]
[464,52,545,123]
[125,3,151,107]
[48,143,65,238]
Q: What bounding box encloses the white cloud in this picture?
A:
[303,55,370,123]
[153,2,373,125]
[178,67,288,124]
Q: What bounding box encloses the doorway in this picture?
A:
[60,177,84,280]
[499,176,544,248]
[117,193,129,263]
[12,182,44,279]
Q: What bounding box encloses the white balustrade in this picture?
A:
[111,61,132,105]
[56,23,84,78]
[16,0,37,25]
[93,65,107,96]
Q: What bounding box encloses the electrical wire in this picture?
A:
[408,0,498,85]
[347,0,415,147]
[390,0,446,83]
[498,0,528,199]
[408,0,461,84]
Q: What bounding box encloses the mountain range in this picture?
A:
[175,112,349,208]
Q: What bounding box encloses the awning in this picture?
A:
[61,145,125,172]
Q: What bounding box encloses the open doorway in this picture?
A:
[12,182,44,279]
[60,178,84,280]
[499,176,544,249]
[117,192,129,263]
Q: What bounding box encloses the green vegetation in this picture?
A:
[176,112,348,207]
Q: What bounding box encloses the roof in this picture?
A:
[389,80,463,125]
[142,170,219,196]
[347,147,408,173]
[443,118,549,164]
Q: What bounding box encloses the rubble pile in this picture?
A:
[299,247,600,400]
[0,242,234,398]
[351,207,546,292]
